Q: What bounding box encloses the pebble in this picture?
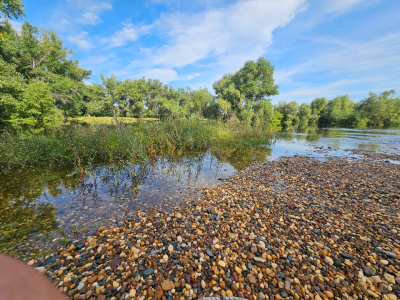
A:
[162,279,174,291]
[39,154,400,300]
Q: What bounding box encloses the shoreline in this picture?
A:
[30,153,400,300]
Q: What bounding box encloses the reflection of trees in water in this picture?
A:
[275,127,322,143]
[0,194,57,256]
[212,146,272,170]
[0,147,273,256]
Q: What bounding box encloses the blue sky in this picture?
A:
[11,0,400,104]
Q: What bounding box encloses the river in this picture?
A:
[1,127,400,257]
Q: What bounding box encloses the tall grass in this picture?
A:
[0,117,274,171]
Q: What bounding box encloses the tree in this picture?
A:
[100,74,125,117]
[213,57,279,120]
[186,87,213,116]
[231,57,279,107]
[319,95,356,127]
[0,57,25,122]
[275,101,299,128]
[309,97,327,126]
[0,0,25,20]
[298,103,312,129]
[9,81,63,132]
[356,90,400,128]
[1,21,91,120]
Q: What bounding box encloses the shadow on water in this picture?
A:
[1,127,400,257]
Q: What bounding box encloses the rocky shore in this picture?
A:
[34,154,400,300]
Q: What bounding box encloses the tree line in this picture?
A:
[275,91,400,129]
[1,0,399,132]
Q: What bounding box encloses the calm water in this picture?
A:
[1,128,400,256]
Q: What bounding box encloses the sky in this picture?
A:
[11,0,400,104]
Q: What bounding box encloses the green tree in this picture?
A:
[298,103,312,129]
[213,57,279,120]
[9,81,63,132]
[231,57,279,108]
[1,21,91,121]
[356,90,400,128]
[0,0,25,20]
[275,101,299,128]
[319,95,356,127]
[309,97,327,126]
[0,57,25,122]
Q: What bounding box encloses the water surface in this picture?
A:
[1,128,400,256]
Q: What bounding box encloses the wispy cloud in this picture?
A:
[325,0,367,15]
[274,33,400,102]
[67,32,95,51]
[150,0,307,69]
[276,34,400,84]
[79,12,102,25]
[103,23,152,48]
[139,68,178,83]
[186,73,201,80]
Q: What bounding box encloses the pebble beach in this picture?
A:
[32,152,400,300]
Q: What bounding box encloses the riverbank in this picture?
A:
[0,118,273,171]
[31,152,400,300]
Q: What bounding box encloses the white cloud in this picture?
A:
[88,2,112,11]
[79,12,102,25]
[276,34,400,85]
[274,33,400,103]
[81,55,114,67]
[139,68,178,83]
[186,73,201,80]
[67,32,95,51]
[151,0,307,69]
[8,19,23,32]
[60,19,70,26]
[325,0,366,15]
[103,23,152,48]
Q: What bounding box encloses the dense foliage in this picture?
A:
[276,91,400,129]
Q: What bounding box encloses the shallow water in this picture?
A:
[1,127,400,256]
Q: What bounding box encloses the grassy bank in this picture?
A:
[0,117,274,171]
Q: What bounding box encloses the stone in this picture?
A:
[206,249,213,257]
[77,282,85,290]
[254,257,266,263]
[143,268,155,277]
[384,251,397,259]
[162,280,175,291]
[247,274,257,284]
[341,252,354,260]
[218,260,226,267]
[384,273,395,284]
[87,276,97,284]
[325,257,333,265]
[362,266,375,277]
[155,290,164,300]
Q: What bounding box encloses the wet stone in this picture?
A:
[143,268,155,277]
